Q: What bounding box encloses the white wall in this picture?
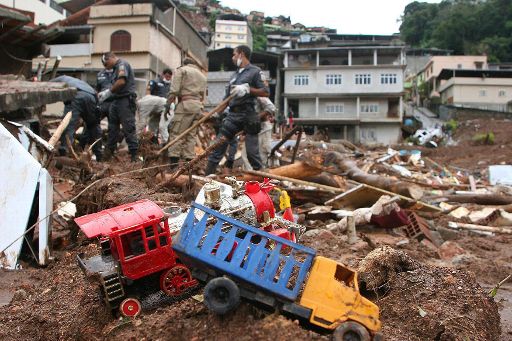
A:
[0,0,65,25]
[359,123,401,145]
[285,67,403,94]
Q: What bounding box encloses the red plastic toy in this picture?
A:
[75,199,197,317]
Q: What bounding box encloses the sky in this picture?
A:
[219,0,442,35]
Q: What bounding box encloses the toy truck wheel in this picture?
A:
[119,298,141,318]
[204,277,240,315]
[333,321,371,341]
[160,264,194,296]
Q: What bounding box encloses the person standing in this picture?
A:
[205,45,269,175]
[167,57,207,166]
[50,75,103,161]
[241,96,276,170]
[96,57,114,120]
[98,52,139,162]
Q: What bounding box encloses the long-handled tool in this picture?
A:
[156,95,234,156]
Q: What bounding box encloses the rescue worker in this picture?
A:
[241,96,276,170]
[167,57,207,166]
[147,68,172,97]
[50,75,103,161]
[96,57,114,120]
[98,52,139,162]
[205,45,269,175]
[137,69,174,144]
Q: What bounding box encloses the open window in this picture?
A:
[120,230,145,259]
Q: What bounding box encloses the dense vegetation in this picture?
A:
[400,0,512,62]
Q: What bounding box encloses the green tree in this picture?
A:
[250,24,267,52]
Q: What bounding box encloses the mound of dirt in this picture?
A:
[358,246,501,341]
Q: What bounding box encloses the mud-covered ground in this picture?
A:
[1,118,512,340]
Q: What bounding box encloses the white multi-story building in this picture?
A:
[283,46,406,145]
[0,0,67,25]
[213,19,252,50]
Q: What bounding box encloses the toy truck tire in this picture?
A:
[204,277,240,315]
[333,321,371,341]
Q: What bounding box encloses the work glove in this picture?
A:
[98,89,112,104]
[164,102,175,120]
[230,83,250,98]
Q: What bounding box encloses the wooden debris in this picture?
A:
[448,221,512,234]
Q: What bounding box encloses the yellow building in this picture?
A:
[212,18,252,50]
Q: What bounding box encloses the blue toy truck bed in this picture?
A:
[173,203,316,301]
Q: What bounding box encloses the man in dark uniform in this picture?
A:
[96,57,114,120]
[205,45,269,175]
[147,68,172,97]
[99,52,139,162]
[50,75,103,161]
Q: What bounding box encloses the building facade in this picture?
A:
[417,55,488,97]
[438,69,512,112]
[283,46,406,145]
[32,1,208,97]
[213,19,252,50]
[0,0,67,24]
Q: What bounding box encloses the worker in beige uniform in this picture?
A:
[167,57,207,166]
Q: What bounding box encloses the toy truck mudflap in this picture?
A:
[173,202,316,301]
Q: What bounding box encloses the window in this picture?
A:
[225,34,232,40]
[326,103,344,114]
[380,73,397,84]
[120,230,145,259]
[355,74,371,85]
[225,25,232,31]
[110,30,131,52]
[326,74,342,85]
[238,26,244,31]
[237,34,244,40]
[294,75,309,86]
[217,34,220,37]
[457,64,462,69]
[360,103,379,113]
[479,89,487,97]
[499,90,506,97]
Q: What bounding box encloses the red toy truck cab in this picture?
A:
[75,200,196,317]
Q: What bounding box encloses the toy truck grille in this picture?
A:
[173,202,316,301]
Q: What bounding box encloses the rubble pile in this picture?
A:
[1,114,512,340]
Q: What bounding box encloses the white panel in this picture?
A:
[0,124,41,269]
[38,168,53,266]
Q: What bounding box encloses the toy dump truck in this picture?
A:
[173,202,382,341]
[75,199,197,317]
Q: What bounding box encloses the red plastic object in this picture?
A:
[244,179,275,223]
[159,264,197,296]
[75,199,179,281]
[370,209,410,229]
[75,199,164,238]
[282,207,294,222]
[120,298,141,317]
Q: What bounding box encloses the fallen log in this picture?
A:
[430,193,512,205]
[448,221,512,234]
[323,151,424,200]
[48,111,72,148]
[242,169,343,194]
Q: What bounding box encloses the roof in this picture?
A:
[74,199,164,238]
[438,69,512,81]
[0,5,62,46]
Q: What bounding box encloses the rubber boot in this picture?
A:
[130,150,138,162]
[169,156,180,170]
[205,161,218,175]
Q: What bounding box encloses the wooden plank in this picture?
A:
[324,183,441,212]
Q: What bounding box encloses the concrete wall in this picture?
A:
[90,21,151,54]
[284,67,404,94]
[148,26,181,73]
[421,55,488,81]
[0,0,65,25]
[359,123,401,145]
[440,77,512,111]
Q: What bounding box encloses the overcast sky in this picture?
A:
[219,0,442,35]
